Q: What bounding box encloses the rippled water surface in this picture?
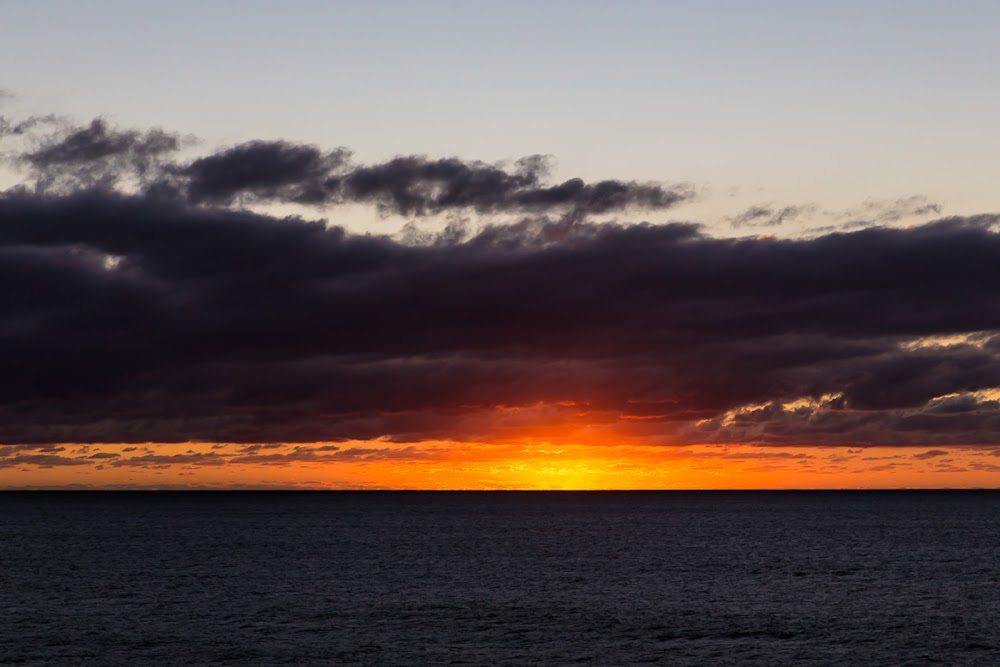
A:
[3,491,1000,665]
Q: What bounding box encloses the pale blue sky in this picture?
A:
[3,0,999,229]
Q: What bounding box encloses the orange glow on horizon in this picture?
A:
[3,438,1000,490]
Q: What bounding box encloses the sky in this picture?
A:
[3,1,1000,489]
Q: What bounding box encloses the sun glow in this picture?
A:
[4,437,1000,490]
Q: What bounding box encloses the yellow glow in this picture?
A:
[3,440,1000,490]
[899,332,992,350]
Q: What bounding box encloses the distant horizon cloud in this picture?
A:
[727,197,944,232]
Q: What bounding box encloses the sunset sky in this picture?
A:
[3,1,1000,488]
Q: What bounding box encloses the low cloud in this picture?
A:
[0,453,92,468]
[913,449,950,460]
[109,453,227,468]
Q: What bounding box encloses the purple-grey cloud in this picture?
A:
[0,113,999,449]
[6,116,693,217]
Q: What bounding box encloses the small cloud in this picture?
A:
[838,196,942,226]
[0,454,92,468]
[237,443,286,454]
[913,449,949,460]
[110,453,226,468]
[728,204,812,228]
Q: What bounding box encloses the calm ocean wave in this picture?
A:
[3,491,999,665]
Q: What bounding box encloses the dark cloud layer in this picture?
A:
[1,114,1000,448]
[0,184,999,446]
[180,147,694,216]
[7,118,693,216]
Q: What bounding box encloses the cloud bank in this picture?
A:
[2,114,1000,450]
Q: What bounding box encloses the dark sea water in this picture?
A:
[3,491,1000,666]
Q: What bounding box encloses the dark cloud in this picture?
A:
[0,453,92,468]
[25,118,177,168]
[0,184,999,447]
[0,112,999,450]
[336,155,691,216]
[19,118,180,192]
[176,147,692,216]
[226,445,443,466]
[108,453,227,468]
[913,449,950,460]
[235,443,287,454]
[7,116,693,217]
[179,141,350,205]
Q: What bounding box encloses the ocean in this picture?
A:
[2,491,999,665]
